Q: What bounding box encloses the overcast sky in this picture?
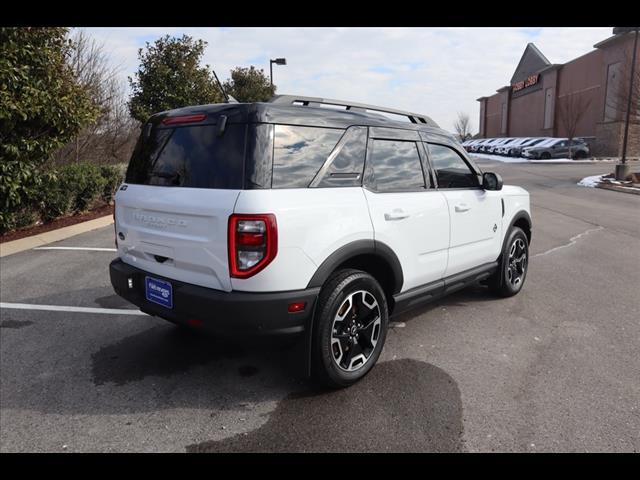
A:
[84,27,613,133]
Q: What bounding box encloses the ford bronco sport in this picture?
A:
[110,95,532,388]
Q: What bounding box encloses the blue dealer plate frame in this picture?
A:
[145,276,173,309]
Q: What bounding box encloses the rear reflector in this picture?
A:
[187,319,204,327]
[288,302,306,313]
[161,113,207,125]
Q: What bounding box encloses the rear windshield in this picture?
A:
[125,123,245,189]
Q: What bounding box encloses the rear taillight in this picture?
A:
[228,214,277,279]
[113,201,117,248]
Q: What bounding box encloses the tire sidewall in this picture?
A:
[500,227,529,295]
[315,273,388,387]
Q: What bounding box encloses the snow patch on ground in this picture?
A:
[471,153,616,164]
[577,174,640,193]
[470,153,527,163]
[577,175,605,187]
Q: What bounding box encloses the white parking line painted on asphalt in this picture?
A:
[532,226,604,258]
[0,302,147,316]
[33,247,117,252]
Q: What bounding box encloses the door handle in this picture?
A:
[454,203,471,213]
[384,211,410,221]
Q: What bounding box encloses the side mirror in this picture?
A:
[483,172,503,191]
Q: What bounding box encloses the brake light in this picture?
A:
[161,113,207,125]
[228,214,277,279]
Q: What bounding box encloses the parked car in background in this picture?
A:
[478,138,503,153]
[522,138,590,159]
[462,139,478,151]
[495,138,530,156]
[469,138,490,152]
[486,138,513,155]
[510,137,550,157]
[464,139,484,152]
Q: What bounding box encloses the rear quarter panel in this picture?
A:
[231,187,374,292]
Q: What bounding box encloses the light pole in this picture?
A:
[270,58,287,87]
[613,27,639,179]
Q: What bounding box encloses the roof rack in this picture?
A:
[268,95,439,127]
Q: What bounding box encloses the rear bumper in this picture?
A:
[109,258,319,337]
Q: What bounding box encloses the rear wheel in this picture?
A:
[573,150,587,159]
[312,269,388,388]
[489,227,529,297]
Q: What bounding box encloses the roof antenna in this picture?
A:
[212,68,238,103]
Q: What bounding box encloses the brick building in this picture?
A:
[477,29,639,157]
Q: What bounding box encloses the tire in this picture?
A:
[573,150,587,160]
[311,269,389,388]
[489,227,529,298]
[540,152,551,160]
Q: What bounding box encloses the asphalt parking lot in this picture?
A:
[1,161,639,453]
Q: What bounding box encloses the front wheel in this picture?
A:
[489,227,529,297]
[312,269,389,388]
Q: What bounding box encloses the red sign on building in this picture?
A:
[512,74,540,93]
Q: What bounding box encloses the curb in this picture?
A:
[0,215,114,258]
[596,183,640,195]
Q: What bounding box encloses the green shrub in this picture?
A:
[38,171,73,222]
[99,165,124,203]
[0,206,39,233]
[0,160,42,233]
[64,164,107,211]
[2,162,126,234]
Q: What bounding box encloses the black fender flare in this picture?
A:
[306,239,404,294]
[501,210,532,255]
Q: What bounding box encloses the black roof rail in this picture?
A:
[268,95,439,127]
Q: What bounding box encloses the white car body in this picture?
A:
[109,97,533,384]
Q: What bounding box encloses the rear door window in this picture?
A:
[365,139,426,192]
[125,124,245,189]
[272,125,344,188]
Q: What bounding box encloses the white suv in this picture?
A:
[110,95,532,388]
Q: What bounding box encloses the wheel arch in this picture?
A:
[502,210,532,254]
[306,239,404,304]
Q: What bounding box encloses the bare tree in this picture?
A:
[453,112,472,142]
[557,91,592,158]
[52,29,139,167]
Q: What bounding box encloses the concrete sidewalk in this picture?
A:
[0,215,114,258]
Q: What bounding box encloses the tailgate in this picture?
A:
[115,185,240,291]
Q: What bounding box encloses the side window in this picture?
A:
[272,125,343,188]
[366,139,425,192]
[427,144,479,189]
[311,126,367,188]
